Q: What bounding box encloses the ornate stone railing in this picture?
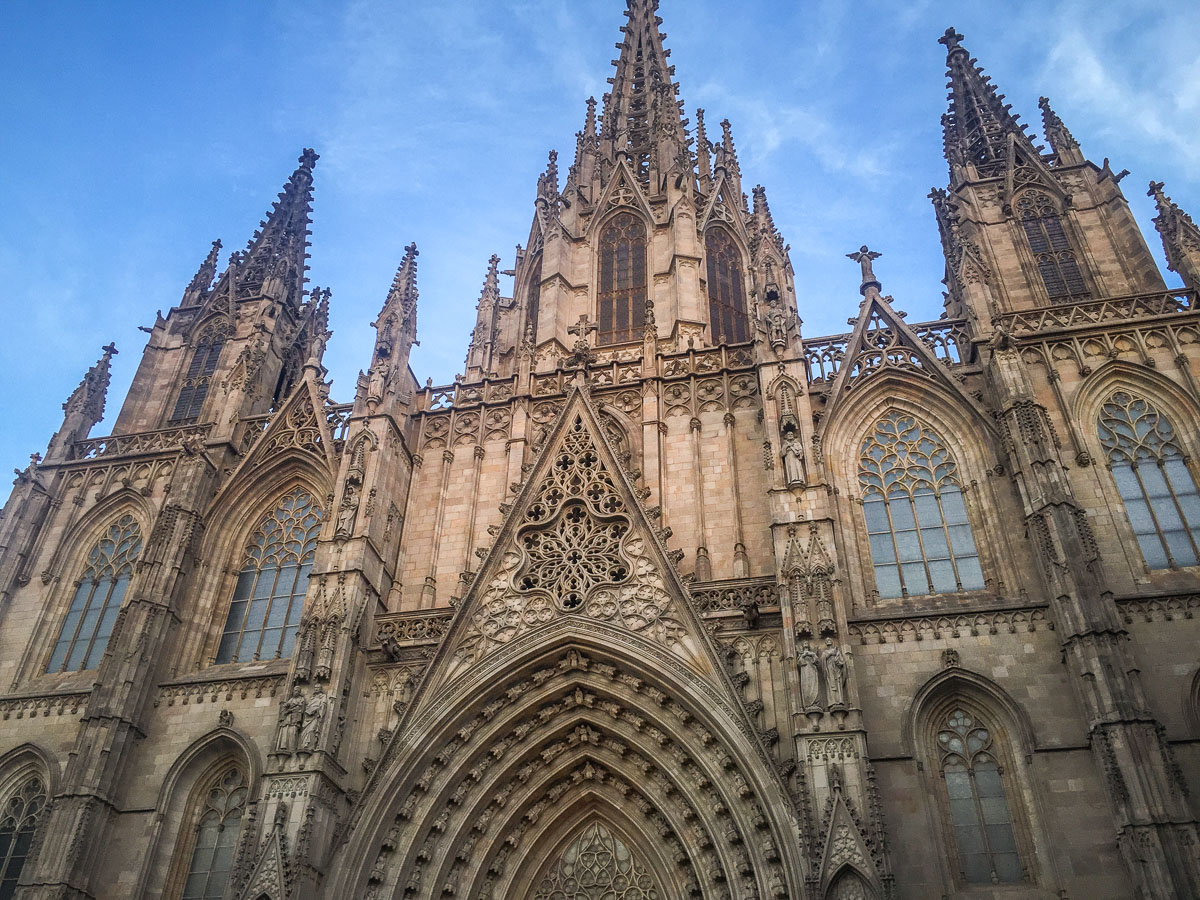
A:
[802,318,968,384]
[993,288,1195,335]
[326,403,353,442]
[74,423,212,460]
[375,610,454,648]
[689,576,779,613]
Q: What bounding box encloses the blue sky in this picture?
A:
[2,0,1198,473]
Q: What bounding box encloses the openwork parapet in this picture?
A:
[994,288,1195,334]
[73,423,212,460]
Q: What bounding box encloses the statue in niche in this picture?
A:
[300,686,330,751]
[822,638,848,709]
[336,483,360,538]
[766,303,789,348]
[782,433,807,487]
[275,686,305,752]
[797,641,821,710]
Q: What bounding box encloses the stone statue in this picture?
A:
[797,641,821,710]
[822,638,848,709]
[846,245,882,286]
[300,687,330,751]
[276,686,305,752]
[782,434,806,487]
[766,304,788,347]
[337,483,359,537]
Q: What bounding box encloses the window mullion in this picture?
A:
[1161,457,1200,561]
[967,764,1001,881]
[936,491,964,591]
[883,493,907,596]
[1132,461,1175,567]
[907,490,937,592]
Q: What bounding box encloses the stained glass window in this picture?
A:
[215,488,321,663]
[527,255,542,340]
[0,776,46,900]
[858,411,984,599]
[170,324,226,425]
[47,515,142,672]
[532,822,660,900]
[1098,391,1200,569]
[1016,192,1088,302]
[598,213,647,345]
[937,709,1022,884]
[705,228,749,344]
[180,766,246,900]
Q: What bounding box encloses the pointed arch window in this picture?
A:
[526,255,542,341]
[705,228,749,344]
[179,765,247,900]
[170,324,227,425]
[858,412,984,599]
[1016,191,1088,302]
[0,775,47,900]
[533,822,660,900]
[1099,391,1200,569]
[47,515,142,672]
[215,488,321,664]
[937,709,1022,884]
[597,213,647,345]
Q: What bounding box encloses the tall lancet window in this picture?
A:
[47,515,142,672]
[859,411,984,599]
[526,255,543,340]
[1016,191,1088,302]
[1099,391,1200,569]
[179,766,247,900]
[937,709,1022,884]
[170,324,227,424]
[705,228,749,344]
[597,212,647,345]
[215,488,321,664]
[0,775,47,900]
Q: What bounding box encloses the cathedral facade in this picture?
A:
[2,3,1200,898]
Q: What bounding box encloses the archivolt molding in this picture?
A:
[332,644,802,899]
[1068,359,1200,456]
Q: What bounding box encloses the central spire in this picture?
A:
[600,0,686,187]
[940,28,1038,182]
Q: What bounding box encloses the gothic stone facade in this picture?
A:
[1,5,1199,900]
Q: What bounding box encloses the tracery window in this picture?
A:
[179,766,246,900]
[169,324,227,425]
[858,411,984,599]
[1015,191,1088,302]
[1098,391,1200,569]
[937,709,1022,884]
[532,822,660,900]
[705,228,749,344]
[215,488,321,664]
[598,213,647,345]
[0,776,46,900]
[47,515,142,673]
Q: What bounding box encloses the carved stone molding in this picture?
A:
[848,606,1051,644]
[154,673,285,707]
[0,690,91,720]
[1116,593,1200,623]
[374,611,453,648]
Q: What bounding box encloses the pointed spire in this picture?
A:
[229,149,318,304]
[600,0,686,187]
[364,243,419,415]
[940,28,1038,182]
[1038,96,1080,158]
[1149,181,1200,290]
[715,118,741,177]
[751,185,786,259]
[695,108,712,188]
[47,344,116,460]
[537,150,559,206]
[478,254,501,309]
[382,241,420,328]
[186,239,222,296]
[466,254,503,377]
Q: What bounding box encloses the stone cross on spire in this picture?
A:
[101,342,119,358]
[846,245,882,294]
[938,27,964,52]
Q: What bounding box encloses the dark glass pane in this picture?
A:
[888,497,916,530]
[874,565,902,599]
[929,559,957,593]
[1137,533,1170,570]
[863,499,890,533]
[868,533,896,564]
[956,555,985,590]
[894,530,922,562]
[901,561,929,595]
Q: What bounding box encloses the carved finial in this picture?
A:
[846,245,882,294]
[1038,96,1080,156]
[187,238,223,294]
[101,342,119,359]
[938,27,964,52]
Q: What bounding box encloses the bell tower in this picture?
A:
[931,29,1164,332]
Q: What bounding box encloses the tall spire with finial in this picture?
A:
[219,149,318,307]
[1038,96,1082,164]
[1149,181,1200,290]
[185,239,222,298]
[362,243,419,414]
[599,0,687,190]
[45,344,117,461]
[940,28,1039,183]
[695,108,712,190]
[466,254,502,378]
